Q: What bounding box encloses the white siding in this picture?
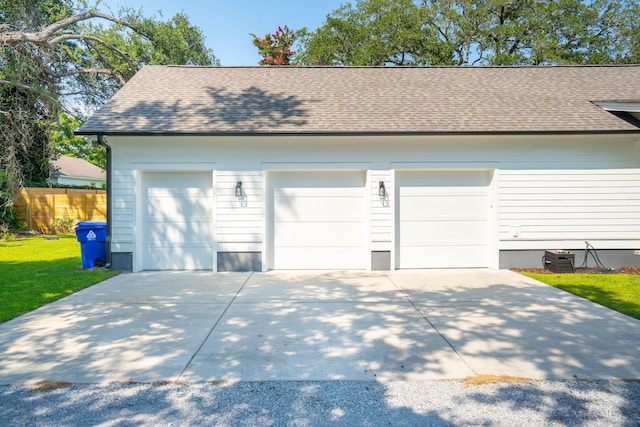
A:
[105,133,640,270]
[499,169,640,247]
[370,170,393,244]
[110,169,134,252]
[216,171,264,245]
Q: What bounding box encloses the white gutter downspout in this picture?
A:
[96,134,112,268]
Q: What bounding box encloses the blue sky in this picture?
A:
[100,0,345,66]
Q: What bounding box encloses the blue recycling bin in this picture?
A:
[75,221,107,269]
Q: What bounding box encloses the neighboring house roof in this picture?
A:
[52,156,106,180]
[77,65,640,135]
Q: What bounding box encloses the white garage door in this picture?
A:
[142,172,213,270]
[271,171,367,269]
[397,171,491,268]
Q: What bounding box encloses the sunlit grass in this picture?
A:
[523,272,640,320]
[0,235,117,323]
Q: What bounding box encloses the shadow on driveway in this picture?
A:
[1,269,640,385]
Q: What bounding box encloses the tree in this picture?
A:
[297,0,446,66]
[0,0,218,228]
[471,0,637,65]
[297,0,640,66]
[602,0,640,64]
[52,113,106,169]
[251,25,298,65]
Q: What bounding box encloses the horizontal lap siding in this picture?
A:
[499,169,640,242]
[111,170,134,250]
[216,171,263,243]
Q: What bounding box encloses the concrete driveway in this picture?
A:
[1,269,639,384]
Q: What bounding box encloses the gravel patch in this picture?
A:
[1,380,639,426]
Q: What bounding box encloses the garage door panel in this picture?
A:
[400,194,488,216]
[144,222,213,244]
[401,245,489,268]
[274,246,366,270]
[146,187,210,197]
[142,172,213,270]
[141,244,213,270]
[275,209,363,222]
[146,197,211,219]
[401,219,489,243]
[275,188,363,197]
[275,195,363,220]
[271,171,366,270]
[275,221,365,244]
[400,171,490,187]
[272,171,365,188]
[398,171,491,269]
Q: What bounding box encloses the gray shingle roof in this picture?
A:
[52,155,106,179]
[77,65,640,135]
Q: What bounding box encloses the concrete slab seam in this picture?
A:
[384,273,478,376]
[177,272,254,381]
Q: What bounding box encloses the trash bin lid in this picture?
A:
[75,221,107,229]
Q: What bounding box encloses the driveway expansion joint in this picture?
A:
[384,273,479,376]
[177,272,254,381]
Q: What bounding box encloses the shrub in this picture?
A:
[52,216,75,234]
[0,223,15,241]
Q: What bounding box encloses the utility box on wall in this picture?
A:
[544,250,575,273]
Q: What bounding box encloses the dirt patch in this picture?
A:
[108,380,186,386]
[462,374,534,388]
[513,267,640,275]
[30,380,73,391]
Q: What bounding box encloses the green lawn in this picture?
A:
[522,272,640,320]
[0,235,117,323]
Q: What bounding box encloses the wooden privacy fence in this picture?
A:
[14,188,106,233]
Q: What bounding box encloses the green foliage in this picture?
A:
[524,272,640,320]
[298,0,640,66]
[0,45,56,195]
[251,25,298,65]
[81,8,219,88]
[0,235,118,323]
[0,0,74,26]
[299,0,442,66]
[52,113,106,168]
[0,1,218,222]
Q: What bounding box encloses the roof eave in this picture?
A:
[74,129,640,137]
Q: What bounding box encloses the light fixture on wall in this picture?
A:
[235,181,242,199]
[378,181,386,199]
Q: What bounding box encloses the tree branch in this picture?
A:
[52,68,118,79]
[0,79,59,104]
[49,33,134,83]
[0,12,128,46]
[82,41,128,84]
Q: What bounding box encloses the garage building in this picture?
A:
[77,66,640,272]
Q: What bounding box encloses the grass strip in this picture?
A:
[523,272,640,320]
[0,235,117,323]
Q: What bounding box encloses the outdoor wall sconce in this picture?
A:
[235,181,242,199]
[378,181,386,199]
